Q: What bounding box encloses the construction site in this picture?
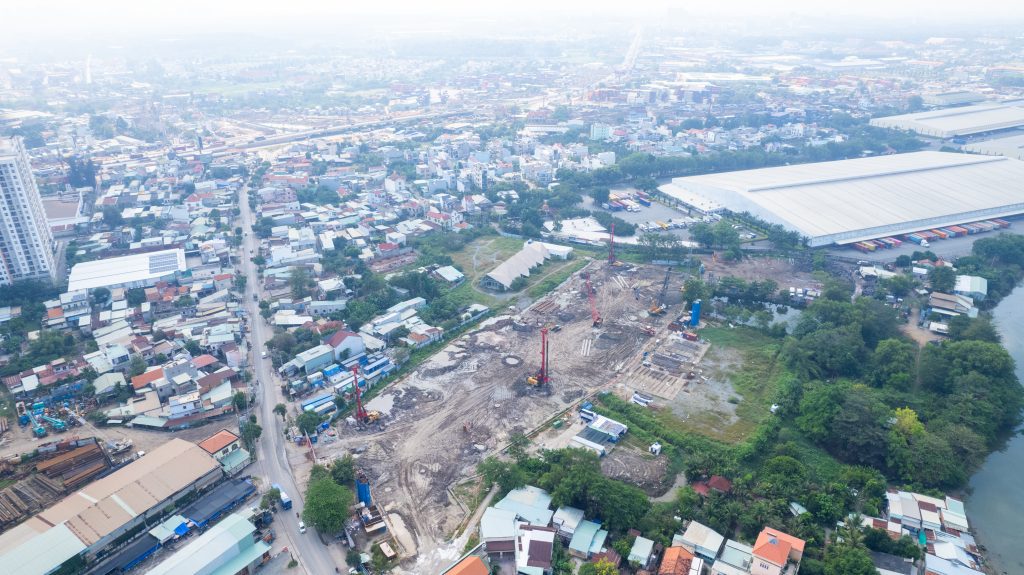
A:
[294,247,816,572]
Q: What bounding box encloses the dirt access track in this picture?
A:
[311,259,697,570]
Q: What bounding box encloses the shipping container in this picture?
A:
[272,484,292,509]
[889,237,902,247]
[948,226,967,236]
[993,218,1010,228]
[931,229,948,240]
[637,197,652,206]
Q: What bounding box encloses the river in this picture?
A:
[968,285,1024,575]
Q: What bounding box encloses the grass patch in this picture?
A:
[0,478,15,490]
[673,326,791,443]
[527,258,588,299]
[449,237,524,284]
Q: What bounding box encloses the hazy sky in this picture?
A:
[2,0,1022,51]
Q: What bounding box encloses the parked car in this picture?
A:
[298,521,307,534]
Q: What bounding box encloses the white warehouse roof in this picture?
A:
[962,132,1024,160]
[659,152,1024,246]
[869,102,1024,138]
[67,248,187,292]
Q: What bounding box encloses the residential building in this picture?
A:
[515,524,556,575]
[869,551,916,575]
[325,330,366,361]
[494,485,554,526]
[711,540,754,575]
[751,527,805,575]
[679,521,726,562]
[953,275,988,301]
[443,556,490,575]
[628,536,655,569]
[0,137,57,285]
[660,546,702,575]
[197,429,252,476]
[480,507,518,559]
[567,520,606,560]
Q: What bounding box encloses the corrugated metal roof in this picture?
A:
[661,152,1024,246]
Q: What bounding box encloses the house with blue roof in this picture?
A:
[567,520,607,560]
[494,485,553,526]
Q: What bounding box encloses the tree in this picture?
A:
[928,266,956,293]
[232,391,248,412]
[947,315,1000,343]
[578,558,619,575]
[712,220,740,249]
[689,222,716,248]
[102,206,124,228]
[824,545,878,575]
[184,339,202,356]
[296,411,322,435]
[590,187,610,205]
[274,403,288,421]
[128,354,147,377]
[331,455,357,487]
[91,287,111,307]
[869,339,916,390]
[894,254,912,268]
[507,432,530,463]
[510,277,528,291]
[240,419,262,451]
[126,288,146,306]
[289,267,312,299]
[303,478,354,534]
[261,488,281,509]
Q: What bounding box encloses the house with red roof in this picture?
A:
[325,330,365,361]
[751,527,804,575]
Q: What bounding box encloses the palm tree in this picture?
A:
[273,403,287,421]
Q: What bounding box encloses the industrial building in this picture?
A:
[67,248,188,293]
[869,101,1024,138]
[962,132,1024,160]
[0,439,222,575]
[658,152,1024,246]
[0,137,58,285]
[144,512,270,575]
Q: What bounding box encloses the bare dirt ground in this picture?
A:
[663,344,743,435]
[306,259,686,572]
[600,444,668,495]
[703,254,818,286]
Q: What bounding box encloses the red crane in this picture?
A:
[351,365,368,421]
[528,327,550,386]
[608,222,616,264]
[587,274,603,327]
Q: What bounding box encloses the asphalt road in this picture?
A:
[239,184,340,575]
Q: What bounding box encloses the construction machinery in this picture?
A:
[350,366,381,424]
[586,274,602,327]
[608,222,615,264]
[527,327,551,386]
[649,267,671,315]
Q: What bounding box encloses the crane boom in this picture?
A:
[608,222,615,263]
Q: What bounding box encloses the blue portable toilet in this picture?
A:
[690,299,702,327]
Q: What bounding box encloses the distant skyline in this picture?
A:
[2,0,1024,52]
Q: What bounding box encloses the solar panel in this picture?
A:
[148,252,180,274]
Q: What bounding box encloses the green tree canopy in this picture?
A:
[303,478,353,534]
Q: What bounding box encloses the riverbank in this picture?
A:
[968,284,1024,575]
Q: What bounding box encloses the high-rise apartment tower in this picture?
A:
[0,137,57,285]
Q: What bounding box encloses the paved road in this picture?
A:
[238,184,340,575]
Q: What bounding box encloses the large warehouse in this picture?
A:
[962,133,1024,160]
[0,439,221,575]
[658,151,1024,247]
[869,102,1024,138]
